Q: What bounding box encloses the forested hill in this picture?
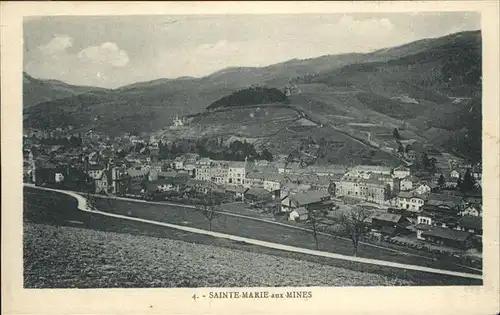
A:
[206,86,289,110]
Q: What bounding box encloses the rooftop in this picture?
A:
[291,190,331,206]
[245,187,271,196]
[398,191,423,199]
[370,212,403,223]
[350,165,392,173]
[228,161,247,168]
[225,185,248,194]
[427,193,463,204]
[421,226,471,242]
[394,165,410,172]
[458,215,482,231]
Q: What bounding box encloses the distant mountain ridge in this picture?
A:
[23,72,108,109]
[23,30,482,162]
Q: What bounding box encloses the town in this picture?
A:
[23,120,483,268]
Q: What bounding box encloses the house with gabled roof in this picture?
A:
[418,225,472,249]
[225,185,248,201]
[370,212,410,236]
[281,190,333,213]
[397,191,425,212]
[460,204,481,217]
[245,187,273,203]
[393,165,411,179]
[413,183,431,195]
[400,175,419,191]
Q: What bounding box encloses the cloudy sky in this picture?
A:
[24,12,480,88]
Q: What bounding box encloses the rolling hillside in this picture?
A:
[23,72,108,109]
[23,30,481,162]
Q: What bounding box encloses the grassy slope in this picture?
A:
[308,31,481,161]
[24,222,414,288]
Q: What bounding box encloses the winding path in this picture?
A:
[26,185,482,280]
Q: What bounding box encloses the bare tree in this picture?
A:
[333,207,371,257]
[305,208,327,250]
[196,198,220,232]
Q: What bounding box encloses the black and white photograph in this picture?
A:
[19,11,487,290]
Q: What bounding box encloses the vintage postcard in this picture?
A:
[2,1,499,314]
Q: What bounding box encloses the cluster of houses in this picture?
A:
[24,131,483,251]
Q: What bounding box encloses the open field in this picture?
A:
[23,188,482,286]
[25,188,480,275]
[24,222,414,288]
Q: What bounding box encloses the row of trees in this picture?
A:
[305,207,371,256]
[436,167,477,194]
[206,86,290,110]
[192,194,370,257]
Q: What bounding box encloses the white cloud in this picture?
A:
[26,37,130,87]
[78,42,130,67]
[37,35,73,55]
[337,15,394,35]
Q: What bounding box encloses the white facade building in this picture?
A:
[397,192,425,212]
[346,165,392,179]
[55,173,65,183]
[393,166,411,179]
[227,161,247,185]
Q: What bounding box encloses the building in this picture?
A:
[263,174,285,193]
[55,172,65,183]
[94,170,110,194]
[396,192,425,212]
[336,175,390,204]
[450,169,461,179]
[194,158,212,181]
[304,165,348,177]
[400,175,419,191]
[87,164,106,180]
[400,177,413,191]
[426,193,464,211]
[244,187,273,203]
[416,224,472,249]
[225,185,248,201]
[183,162,196,177]
[274,161,304,175]
[393,165,411,179]
[281,190,333,213]
[370,213,410,237]
[185,179,224,195]
[280,182,311,202]
[127,168,149,182]
[413,184,431,195]
[172,156,186,170]
[346,165,392,179]
[460,204,481,217]
[227,160,249,186]
[149,176,188,193]
[371,173,398,196]
[289,207,308,221]
[244,172,266,189]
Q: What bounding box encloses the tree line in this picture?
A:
[206,86,290,110]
